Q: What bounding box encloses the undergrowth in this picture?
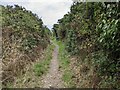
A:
[4,43,54,88]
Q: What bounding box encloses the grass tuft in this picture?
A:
[33,44,54,76]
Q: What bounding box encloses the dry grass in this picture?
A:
[2,27,47,87]
[8,44,54,88]
[69,55,101,88]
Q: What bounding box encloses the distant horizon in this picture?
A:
[0,0,73,29]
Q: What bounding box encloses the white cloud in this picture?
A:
[0,0,73,29]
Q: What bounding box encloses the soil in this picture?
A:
[42,43,64,88]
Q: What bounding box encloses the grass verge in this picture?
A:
[57,41,75,88]
[33,44,54,76]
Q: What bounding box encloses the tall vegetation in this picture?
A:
[1,5,51,86]
[53,2,120,88]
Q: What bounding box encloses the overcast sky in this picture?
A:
[0,0,73,29]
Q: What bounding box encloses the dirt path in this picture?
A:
[42,43,64,88]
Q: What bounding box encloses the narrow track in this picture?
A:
[42,43,64,88]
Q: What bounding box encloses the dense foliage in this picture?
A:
[1,5,51,85]
[53,2,120,88]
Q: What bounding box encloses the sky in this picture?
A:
[0,0,73,29]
